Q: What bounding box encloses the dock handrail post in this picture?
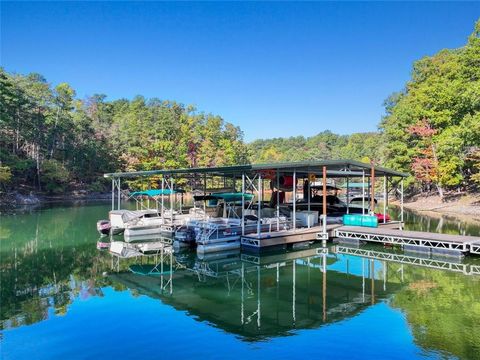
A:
[362,170,365,215]
[293,170,296,231]
[242,173,245,236]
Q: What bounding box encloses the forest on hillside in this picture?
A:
[250,20,480,198]
[1,21,479,197]
[0,71,248,193]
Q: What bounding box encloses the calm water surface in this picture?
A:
[1,203,480,360]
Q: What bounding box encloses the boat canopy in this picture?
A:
[340,182,369,188]
[212,192,254,202]
[194,192,254,203]
[130,189,185,197]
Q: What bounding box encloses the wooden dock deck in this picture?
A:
[334,226,480,256]
[241,224,341,250]
[240,220,480,257]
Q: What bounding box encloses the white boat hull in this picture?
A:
[197,241,241,254]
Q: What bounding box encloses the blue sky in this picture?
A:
[1,2,478,141]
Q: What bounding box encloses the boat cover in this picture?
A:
[131,189,185,197]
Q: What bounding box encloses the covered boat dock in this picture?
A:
[104,160,409,249]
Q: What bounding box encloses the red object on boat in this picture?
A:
[96,219,111,235]
[96,241,111,250]
[374,213,391,222]
[278,175,296,188]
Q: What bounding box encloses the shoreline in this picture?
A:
[393,194,480,224]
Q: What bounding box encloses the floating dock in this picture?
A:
[241,225,338,250]
[333,226,480,257]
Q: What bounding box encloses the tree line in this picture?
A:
[0,71,248,193]
[250,21,480,198]
[1,20,479,197]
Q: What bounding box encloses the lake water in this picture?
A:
[1,202,480,360]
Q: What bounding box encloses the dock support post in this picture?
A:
[367,176,370,214]
[362,170,366,215]
[111,178,115,211]
[161,176,165,218]
[257,173,262,237]
[170,177,174,223]
[400,178,404,228]
[322,166,327,239]
[276,170,280,231]
[307,176,311,213]
[203,173,207,219]
[383,176,387,223]
[346,176,350,214]
[370,165,375,215]
[293,170,296,231]
[242,173,245,236]
[117,178,121,210]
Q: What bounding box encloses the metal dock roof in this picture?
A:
[104,160,408,179]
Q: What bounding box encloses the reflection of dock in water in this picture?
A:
[334,245,480,276]
[108,245,405,341]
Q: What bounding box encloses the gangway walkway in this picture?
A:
[333,226,480,256]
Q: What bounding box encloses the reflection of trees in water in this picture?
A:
[0,244,112,330]
[391,267,480,360]
[2,202,480,359]
[389,207,480,236]
[1,205,116,329]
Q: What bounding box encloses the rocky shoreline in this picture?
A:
[395,193,480,223]
[0,190,112,214]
